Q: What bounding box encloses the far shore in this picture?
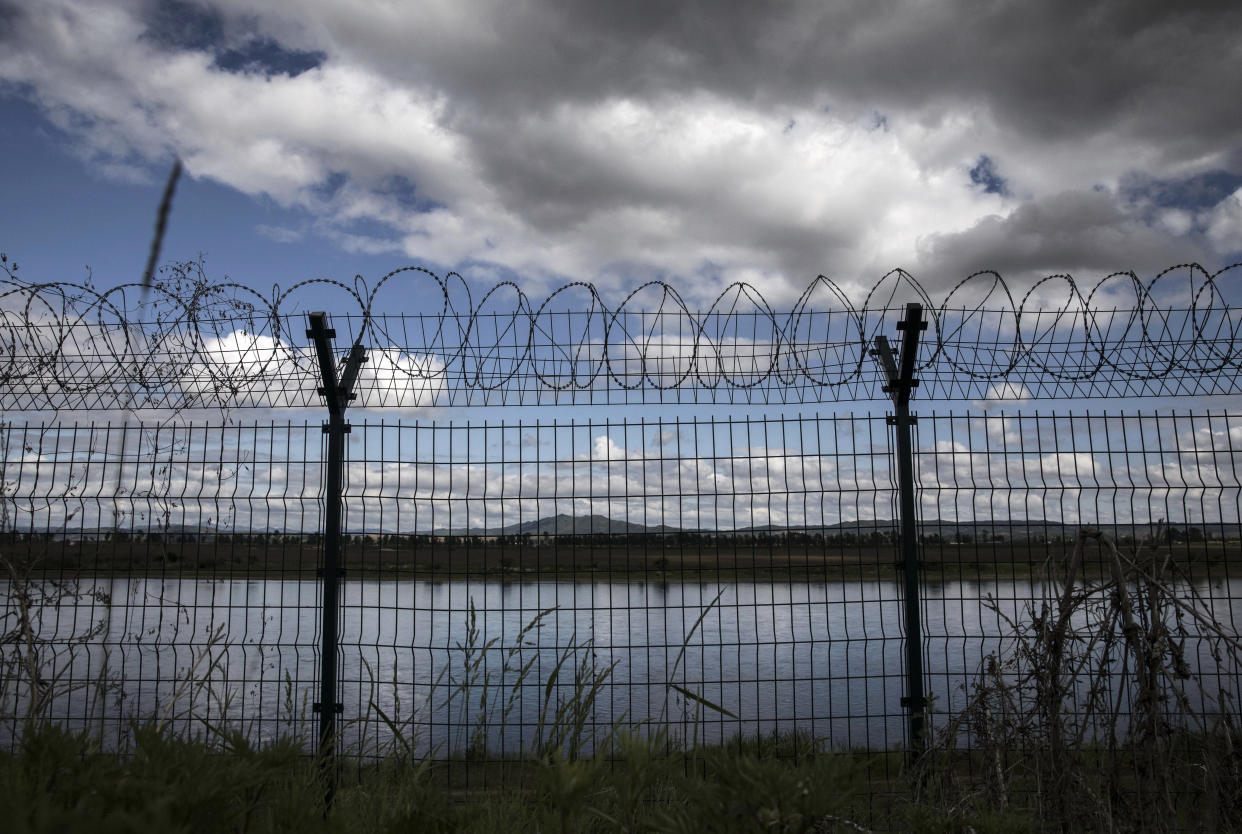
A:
[4,538,1238,583]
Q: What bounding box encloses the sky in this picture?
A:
[1,0,1240,313]
[3,1,1242,531]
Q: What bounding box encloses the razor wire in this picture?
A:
[2,257,1240,411]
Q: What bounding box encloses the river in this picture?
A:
[2,576,1238,757]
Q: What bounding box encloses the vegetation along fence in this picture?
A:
[2,257,1241,828]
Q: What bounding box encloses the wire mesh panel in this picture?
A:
[0,415,913,768]
[914,415,1242,725]
[333,415,906,782]
[912,411,1242,815]
[0,420,326,750]
[5,413,1237,785]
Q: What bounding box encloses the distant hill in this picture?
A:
[432,513,681,537]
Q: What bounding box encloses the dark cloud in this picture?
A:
[462,121,675,230]
[143,0,227,52]
[0,2,22,42]
[313,0,1242,159]
[917,189,1215,289]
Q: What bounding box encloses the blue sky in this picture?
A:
[0,95,411,311]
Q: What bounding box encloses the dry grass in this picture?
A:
[915,525,1242,832]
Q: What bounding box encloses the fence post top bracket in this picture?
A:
[872,303,925,407]
[308,315,367,417]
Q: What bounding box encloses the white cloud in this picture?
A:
[354,347,446,413]
[971,381,1033,412]
[255,224,304,244]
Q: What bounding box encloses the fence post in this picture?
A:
[871,303,928,765]
[306,312,366,809]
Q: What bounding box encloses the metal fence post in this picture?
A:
[306,312,366,809]
[871,303,928,764]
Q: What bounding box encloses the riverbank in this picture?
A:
[5,538,1238,582]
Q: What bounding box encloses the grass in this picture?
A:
[2,721,886,833]
[8,719,1239,832]
[910,526,1242,833]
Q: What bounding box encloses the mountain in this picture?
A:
[431,513,681,537]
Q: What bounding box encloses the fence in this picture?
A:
[2,260,1241,826]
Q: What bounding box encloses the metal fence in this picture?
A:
[3,413,1239,741]
[2,262,1242,823]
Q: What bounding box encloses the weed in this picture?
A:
[917,525,1242,832]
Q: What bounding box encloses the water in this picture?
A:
[2,577,1239,756]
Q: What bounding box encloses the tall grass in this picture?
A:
[914,525,1242,832]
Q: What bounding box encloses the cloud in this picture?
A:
[1206,188,1242,256]
[255,223,304,244]
[353,347,446,413]
[971,382,1033,412]
[2,0,1241,303]
[916,189,1219,291]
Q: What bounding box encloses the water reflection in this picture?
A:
[1,577,1237,758]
